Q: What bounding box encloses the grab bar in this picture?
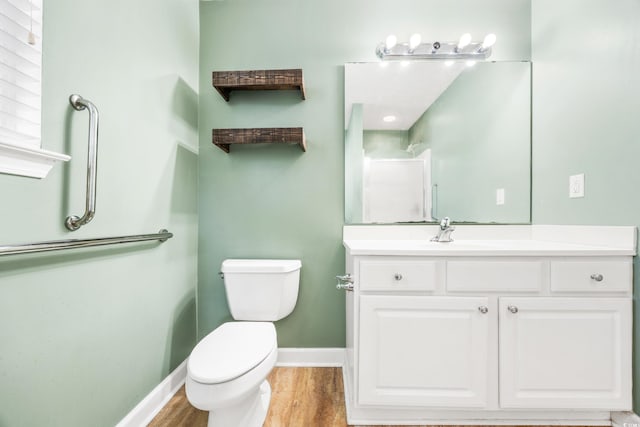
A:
[66,94,99,231]
[0,229,172,256]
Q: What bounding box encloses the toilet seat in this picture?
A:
[188,322,277,384]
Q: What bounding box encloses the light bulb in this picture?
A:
[457,33,472,50]
[482,33,496,49]
[409,33,422,50]
[385,34,397,50]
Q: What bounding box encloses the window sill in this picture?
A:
[0,142,71,179]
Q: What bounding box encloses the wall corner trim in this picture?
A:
[611,411,640,427]
[115,359,187,427]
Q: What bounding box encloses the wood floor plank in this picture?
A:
[147,386,207,427]
[148,367,595,427]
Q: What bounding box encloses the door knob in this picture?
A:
[590,273,604,282]
[478,306,488,314]
[507,305,518,314]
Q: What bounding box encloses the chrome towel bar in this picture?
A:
[66,94,99,231]
[0,229,172,257]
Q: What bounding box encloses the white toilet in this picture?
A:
[186,259,301,427]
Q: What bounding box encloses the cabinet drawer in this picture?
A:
[447,260,543,292]
[550,259,632,293]
[359,259,441,291]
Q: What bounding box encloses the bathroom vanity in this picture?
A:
[341,225,636,425]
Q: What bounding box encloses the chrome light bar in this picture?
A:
[376,33,496,61]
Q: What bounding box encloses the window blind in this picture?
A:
[0,0,42,149]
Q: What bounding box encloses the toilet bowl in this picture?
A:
[186,259,301,427]
[186,322,278,426]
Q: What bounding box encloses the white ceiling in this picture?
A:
[345,61,466,131]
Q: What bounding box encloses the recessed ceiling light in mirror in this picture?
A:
[382,115,397,123]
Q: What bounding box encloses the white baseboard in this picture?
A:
[612,412,640,427]
[276,348,345,367]
[115,359,188,427]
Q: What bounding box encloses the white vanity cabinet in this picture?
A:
[499,297,632,410]
[342,227,636,426]
[359,295,490,408]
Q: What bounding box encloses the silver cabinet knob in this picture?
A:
[478,306,488,314]
[507,305,518,314]
[394,273,403,281]
[590,273,604,282]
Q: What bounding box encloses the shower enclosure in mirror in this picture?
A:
[344,61,531,224]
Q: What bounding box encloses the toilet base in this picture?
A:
[207,380,272,427]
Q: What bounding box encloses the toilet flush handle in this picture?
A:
[218,272,224,279]
[336,274,354,292]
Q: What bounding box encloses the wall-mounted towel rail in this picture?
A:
[0,229,172,257]
[66,94,99,231]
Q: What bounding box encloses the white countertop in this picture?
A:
[343,238,635,257]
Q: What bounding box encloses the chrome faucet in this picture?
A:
[431,217,455,242]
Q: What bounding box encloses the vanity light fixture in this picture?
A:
[376,33,496,61]
[408,33,422,53]
[456,33,472,52]
[384,34,397,53]
[480,33,497,51]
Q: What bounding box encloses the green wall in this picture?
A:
[409,62,531,223]
[363,130,411,159]
[0,1,199,426]
[198,0,531,346]
[530,0,640,411]
[345,104,364,224]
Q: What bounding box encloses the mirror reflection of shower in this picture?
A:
[362,147,433,223]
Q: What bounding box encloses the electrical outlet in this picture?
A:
[496,188,505,205]
[569,173,585,198]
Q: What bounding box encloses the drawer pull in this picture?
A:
[590,273,604,282]
[507,305,518,314]
[394,273,403,281]
[478,306,488,314]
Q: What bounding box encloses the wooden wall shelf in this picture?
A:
[212,128,306,153]
[212,69,305,101]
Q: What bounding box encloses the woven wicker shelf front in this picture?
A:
[212,128,306,153]
[212,69,305,101]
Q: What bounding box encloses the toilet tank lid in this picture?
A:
[221,259,301,273]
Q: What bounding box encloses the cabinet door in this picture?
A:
[358,295,490,408]
[499,297,631,410]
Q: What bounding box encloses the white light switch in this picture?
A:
[569,173,585,198]
[496,188,505,205]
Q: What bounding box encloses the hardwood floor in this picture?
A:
[149,367,349,427]
[147,385,208,427]
[148,367,590,427]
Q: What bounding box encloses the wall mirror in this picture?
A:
[344,60,531,224]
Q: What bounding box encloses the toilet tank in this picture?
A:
[221,259,301,321]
